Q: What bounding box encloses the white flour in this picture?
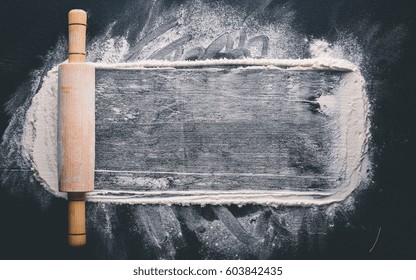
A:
[21,58,370,206]
[93,57,357,71]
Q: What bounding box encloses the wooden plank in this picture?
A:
[95,67,345,193]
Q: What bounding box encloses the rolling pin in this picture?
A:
[58,9,95,247]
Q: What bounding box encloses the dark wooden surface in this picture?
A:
[0,0,414,260]
[95,68,344,192]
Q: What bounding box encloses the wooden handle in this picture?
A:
[68,193,86,247]
[68,9,87,63]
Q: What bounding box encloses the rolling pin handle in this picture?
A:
[68,9,87,63]
[68,192,87,247]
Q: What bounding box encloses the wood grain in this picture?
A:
[95,68,345,193]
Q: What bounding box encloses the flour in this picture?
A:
[94,57,357,71]
[20,58,370,206]
[22,66,65,198]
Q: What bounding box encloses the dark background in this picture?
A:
[0,0,415,259]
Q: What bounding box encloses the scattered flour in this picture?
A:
[21,58,370,206]
[94,57,357,71]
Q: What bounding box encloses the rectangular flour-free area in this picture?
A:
[95,67,345,192]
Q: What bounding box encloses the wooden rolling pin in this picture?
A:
[58,9,95,247]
